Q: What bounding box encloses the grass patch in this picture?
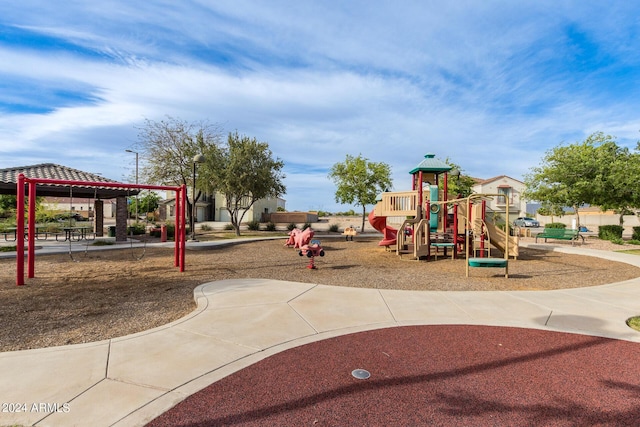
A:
[626,316,640,332]
[0,245,17,252]
[91,240,115,246]
[615,249,640,255]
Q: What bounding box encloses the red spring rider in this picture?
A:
[299,239,325,269]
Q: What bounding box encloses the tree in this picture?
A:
[328,154,392,231]
[137,116,223,227]
[128,191,161,219]
[524,132,638,228]
[0,195,43,222]
[439,158,475,198]
[596,145,640,225]
[536,202,565,223]
[0,195,16,219]
[211,132,285,236]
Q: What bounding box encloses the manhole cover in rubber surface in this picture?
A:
[351,369,371,379]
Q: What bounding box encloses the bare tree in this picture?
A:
[136,116,223,228]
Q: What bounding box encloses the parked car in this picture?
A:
[514,217,540,227]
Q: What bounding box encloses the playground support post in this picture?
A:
[28,181,36,278]
[443,172,448,232]
[480,199,486,258]
[465,196,470,278]
[180,184,186,272]
[174,187,181,268]
[16,174,25,286]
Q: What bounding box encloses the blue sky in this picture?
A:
[1,1,640,212]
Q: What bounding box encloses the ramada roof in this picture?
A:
[0,163,136,198]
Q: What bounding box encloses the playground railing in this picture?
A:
[376,191,420,217]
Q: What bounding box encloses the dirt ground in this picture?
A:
[1,234,639,352]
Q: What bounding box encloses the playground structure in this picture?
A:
[14,174,187,286]
[368,153,518,277]
[286,227,325,269]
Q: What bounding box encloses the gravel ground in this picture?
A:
[1,234,639,352]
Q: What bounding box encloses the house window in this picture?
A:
[497,186,511,205]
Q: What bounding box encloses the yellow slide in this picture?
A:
[484,220,519,258]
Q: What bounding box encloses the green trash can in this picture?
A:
[107,226,116,237]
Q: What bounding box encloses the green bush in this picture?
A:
[627,239,640,245]
[265,222,277,231]
[36,211,59,223]
[599,225,623,241]
[40,223,61,233]
[224,223,234,231]
[91,240,114,246]
[329,224,339,232]
[610,237,625,245]
[200,224,212,231]
[287,222,297,231]
[247,220,261,231]
[302,222,311,230]
[545,223,566,229]
[0,220,16,232]
[150,223,176,239]
[632,226,640,241]
[127,223,146,235]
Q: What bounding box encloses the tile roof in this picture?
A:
[0,163,119,185]
[0,163,134,198]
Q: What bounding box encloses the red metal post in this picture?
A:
[180,184,187,272]
[28,181,36,278]
[417,171,423,209]
[16,174,25,286]
[480,200,486,258]
[174,188,180,267]
[443,173,448,232]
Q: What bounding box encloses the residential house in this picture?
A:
[40,196,117,218]
[161,191,285,223]
[471,175,527,218]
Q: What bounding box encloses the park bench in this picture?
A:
[535,228,584,245]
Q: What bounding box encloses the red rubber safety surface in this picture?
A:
[147,325,640,426]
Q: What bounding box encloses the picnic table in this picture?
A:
[56,227,94,242]
[2,226,52,241]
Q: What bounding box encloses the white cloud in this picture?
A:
[2,1,640,211]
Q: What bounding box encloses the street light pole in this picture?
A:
[192,154,205,240]
[125,150,139,222]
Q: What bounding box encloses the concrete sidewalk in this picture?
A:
[1,242,640,427]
